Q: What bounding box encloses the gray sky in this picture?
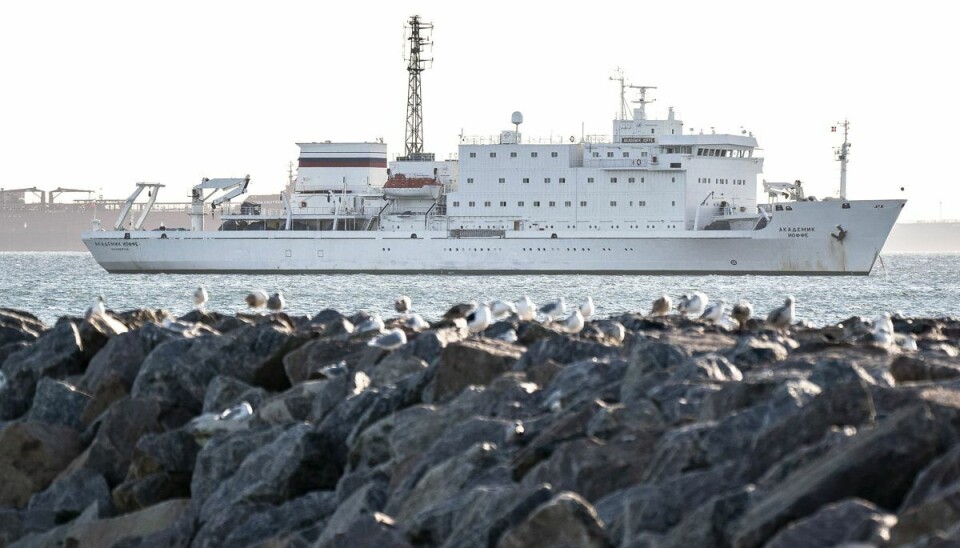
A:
[2,0,956,221]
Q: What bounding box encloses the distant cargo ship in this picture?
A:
[883,220,960,253]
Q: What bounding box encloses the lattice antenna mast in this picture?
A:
[629,85,657,120]
[404,15,433,157]
[609,67,629,120]
[833,119,851,199]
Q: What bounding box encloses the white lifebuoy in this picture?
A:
[636,159,642,166]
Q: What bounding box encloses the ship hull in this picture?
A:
[82,199,904,275]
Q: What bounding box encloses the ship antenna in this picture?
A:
[403,15,433,158]
[629,84,657,121]
[609,67,629,120]
[834,119,850,199]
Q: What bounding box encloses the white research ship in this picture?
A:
[81,19,903,275]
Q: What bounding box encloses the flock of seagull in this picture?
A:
[84,287,914,352]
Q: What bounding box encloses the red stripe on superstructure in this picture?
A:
[298,158,387,168]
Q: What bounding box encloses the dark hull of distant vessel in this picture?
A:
[883,221,960,253]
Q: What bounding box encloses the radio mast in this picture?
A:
[833,119,850,199]
[403,15,433,160]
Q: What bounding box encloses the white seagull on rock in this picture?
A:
[368,327,407,350]
[539,298,566,322]
[356,314,386,334]
[872,312,895,346]
[488,299,517,321]
[678,292,708,318]
[579,297,595,320]
[558,309,585,334]
[516,296,537,321]
[732,301,753,330]
[394,295,412,314]
[701,300,726,324]
[766,296,795,332]
[193,287,209,310]
[86,294,106,318]
[650,295,672,317]
[245,289,268,309]
[405,313,430,332]
[466,304,492,333]
[266,291,285,312]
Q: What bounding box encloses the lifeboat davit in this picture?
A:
[382,174,442,199]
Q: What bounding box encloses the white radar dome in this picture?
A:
[511,111,524,125]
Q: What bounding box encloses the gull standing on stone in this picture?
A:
[766,296,795,332]
[368,327,407,350]
[678,292,708,318]
[558,309,585,334]
[466,304,492,333]
[701,300,725,324]
[405,313,430,332]
[539,298,566,322]
[356,314,386,334]
[193,286,209,311]
[266,291,285,312]
[650,295,672,317]
[246,290,268,309]
[872,312,895,346]
[516,296,536,321]
[732,301,753,330]
[86,294,106,318]
[488,299,517,321]
[579,297,595,320]
[394,295,412,314]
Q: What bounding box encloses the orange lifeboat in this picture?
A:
[382,174,442,199]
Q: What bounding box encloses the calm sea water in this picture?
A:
[1,252,957,328]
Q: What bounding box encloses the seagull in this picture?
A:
[245,289,268,309]
[732,301,753,330]
[872,312,894,346]
[368,327,407,350]
[488,299,517,320]
[895,333,918,351]
[678,292,708,318]
[443,302,476,321]
[494,328,519,343]
[766,295,795,332]
[650,295,672,317]
[193,287,209,310]
[394,295,412,314]
[579,297,595,319]
[557,309,585,334]
[466,304,492,333]
[516,296,537,321]
[405,313,430,332]
[85,294,106,318]
[539,298,566,321]
[700,300,725,323]
[595,320,626,344]
[266,291,285,312]
[356,314,385,334]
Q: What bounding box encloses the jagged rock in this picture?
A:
[670,353,743,383]
[257,377,350,424]
[25,378,90,431]
[891,353,960,383]
[620,340,690,403]
[198,423,343,522]
[348,404,445,472]
[15,498,190,548]
[0,308,46,346]
[496,491,610,548]
[282,336,370,385]
[0,509,26,546]
[27,469,111,524]
[516,336,620,370]
[85,397,164,486]
[397,327,466,364]
[202,374,268,413]
[725,335,790,369]
[0,421,82,507]
[190,424,288,505]
[112,472,190,514]
[315,511,412,548]
[76,312,129,362]
[315,480,388,545]
[731,404,946,548]
[512,399,606,481]
[433,339,523,401]
[369,353,429,387]
[193,492,337,547]
[0,321,84,419]
[655,488,751,548]
[889,444,960,545]
[764,498,895,548]
[112,429,200,512]
[77,330,149,424]
[541,358,628,411]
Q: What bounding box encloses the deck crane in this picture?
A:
[189,176,250,231]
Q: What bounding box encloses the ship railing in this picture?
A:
[459,135,583,146]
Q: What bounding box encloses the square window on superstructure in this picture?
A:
[641,177,645,182]
[610,177,618,183]
[559,177,566,183]
[484,201,491,207]
[587,177,594,183]
[580,201,587,206]
[531,152,538,158]
[510,152,517,158]
[518,201,525,207]
[551,151,558,158]
[490,152,497,158]
[544,178,551,184]
[610,201,617,207]
[469,201,476,207]
[564,201,571,207]
[639,201,646,206]
[628,177,635,183]
[499,201,507,206]
[607,152,614,158]
[452,201,460,207]
[549,201,556,207]
[523,177,530,184]
[533,201,541,207]
[469,152,477,158]
[641,152,648,157]
[592,152,599,158]
[498,177,505,184]
[467,178,474,184]
[623,152,629,158]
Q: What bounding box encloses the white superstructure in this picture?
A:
[82,84,903,275]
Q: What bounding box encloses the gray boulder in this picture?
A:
[0,321,84,419]
[433,339,523,401]
[202,374,268,414]
[85,397,164,486]
[27,469,111,524]
[0,421,83,508]
[765,498,895,548]
[496,492,610,548]
[190,423,288,505]
[192,491,337,548]
[26,378,90,431]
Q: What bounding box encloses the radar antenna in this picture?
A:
[403,15,433,158]
[833,119,850,200]
[609,68,656,120]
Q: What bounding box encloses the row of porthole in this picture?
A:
[443,248,502,252]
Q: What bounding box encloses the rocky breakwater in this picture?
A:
[2,303,960,547]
